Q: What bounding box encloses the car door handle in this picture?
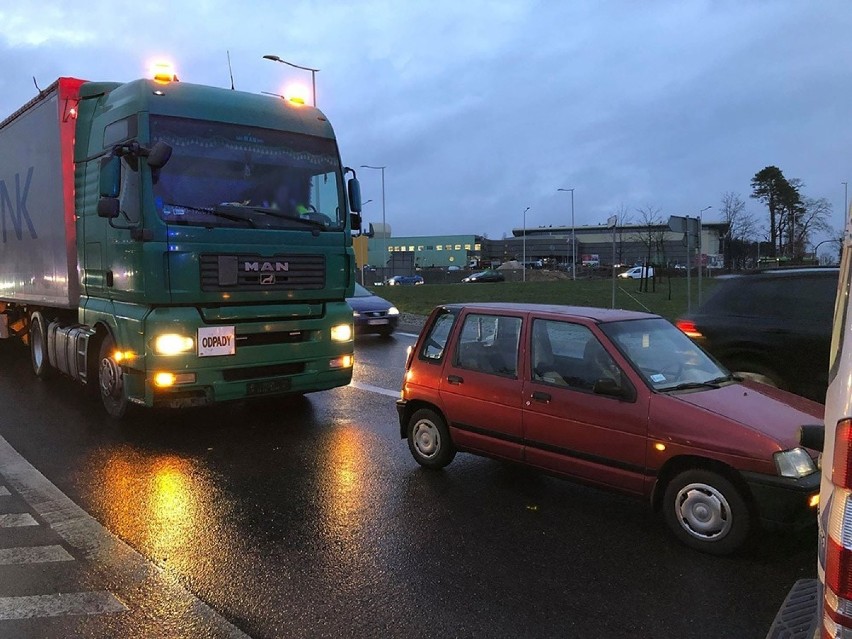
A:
[447,375,464,385]
[531,391,551,403]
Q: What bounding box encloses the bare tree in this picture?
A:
[612,203,632,265]
[631,205,663,291]
[796,197,834,259]
[719,192,756,269]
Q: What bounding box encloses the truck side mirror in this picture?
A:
[348,177,362,212]
[97,197,120,219]
[99,155,121,198]
[147,141,172,169]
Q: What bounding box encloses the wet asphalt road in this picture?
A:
[0,331,817,638]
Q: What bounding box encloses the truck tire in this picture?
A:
[98,334,130,419]
[29,312,54,379]
[662,469,752,555]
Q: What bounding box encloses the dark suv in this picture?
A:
[676,268,839,403]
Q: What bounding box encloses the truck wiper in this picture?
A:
[163,202,256,227]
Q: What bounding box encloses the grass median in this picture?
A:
[374,276,717,321]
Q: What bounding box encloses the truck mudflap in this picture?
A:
[765,578,820,639]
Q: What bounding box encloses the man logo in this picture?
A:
[243,261,289,272]
[260,273,276,285]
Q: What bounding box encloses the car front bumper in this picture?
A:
[741,470,821,531]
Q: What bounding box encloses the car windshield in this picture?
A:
[150,116,345,231]
[600,317,730,391]
[352,284,373,297]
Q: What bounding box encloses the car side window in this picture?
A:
[453,313,521,378]
[419,311,457,362]
[531,319,619,391]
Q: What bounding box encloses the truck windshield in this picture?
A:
[150,116,345,231]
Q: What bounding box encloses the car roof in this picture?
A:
[439,302,659,323]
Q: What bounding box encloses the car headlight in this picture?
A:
[154,333,194,355]
[352,311,361,318]
[774,447,817,478]
[388,306,400,316]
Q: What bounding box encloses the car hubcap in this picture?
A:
[413,420,440,458]
[674,482,732,541]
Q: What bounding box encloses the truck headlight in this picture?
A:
[154,334,195,355]
[331,324,353,342]
[774,447,817,478]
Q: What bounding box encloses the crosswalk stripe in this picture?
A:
[0,545,73,565]
[0,513,38,528]
[0,592,127,620]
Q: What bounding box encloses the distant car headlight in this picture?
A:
[388,306,400,316]
[774,447,817,478]
[154,333,194,355]
[352,311,361,318]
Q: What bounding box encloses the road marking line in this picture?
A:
[0,487,10,497]
[0,591,127,620]
[349,380,400,398]
[0,435,251,637]
[0,513,38,527]
[0,544,73,565]
[395,331,419,338]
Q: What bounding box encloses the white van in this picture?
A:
[617,265,654,279]
[767,236,852,638]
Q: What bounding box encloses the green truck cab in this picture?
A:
[0,74,362,417]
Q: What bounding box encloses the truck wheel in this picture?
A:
[29,312,53,379]
[98,335,129,419]
[407,408,456,469]
[662,469,752,555]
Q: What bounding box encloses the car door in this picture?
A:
[439,310,525,461]
[522,317,649,494]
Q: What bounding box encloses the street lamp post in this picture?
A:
[522,206,531,282]
[361,165,387,277]
[263,54,320,107]
[843,181,849,229]
[698,205,712,306]
[557,188,576,280]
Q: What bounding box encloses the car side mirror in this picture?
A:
[593,376,634,401]
[799,423,824,452]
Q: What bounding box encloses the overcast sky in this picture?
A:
[1,1,850,243]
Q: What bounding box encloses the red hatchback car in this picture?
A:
[397,303,823,555]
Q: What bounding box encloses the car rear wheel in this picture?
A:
[728,360,784,389]
[662,469,751,555]
[407,408,456,469]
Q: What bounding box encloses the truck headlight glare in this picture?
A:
[154,333,194,355]
[774,447,817,478]
[331,324,353,342]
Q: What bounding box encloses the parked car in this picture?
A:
[675,268,839,402]
[462,269,505,283]
[387,275,424,286]
[618,266,655,279]
[346,283,399,336]
[766,265,852,637]
[397,302,822,555]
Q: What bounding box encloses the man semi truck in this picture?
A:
[0,71,362,418]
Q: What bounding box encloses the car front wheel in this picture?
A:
[662,469,751,555]
[407,408,456,469]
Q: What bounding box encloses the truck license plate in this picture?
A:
[246,378,291,396]
[198,326,235,357]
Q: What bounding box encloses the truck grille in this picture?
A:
[200,254,325,292]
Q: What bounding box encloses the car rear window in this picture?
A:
[708,274,836,320]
